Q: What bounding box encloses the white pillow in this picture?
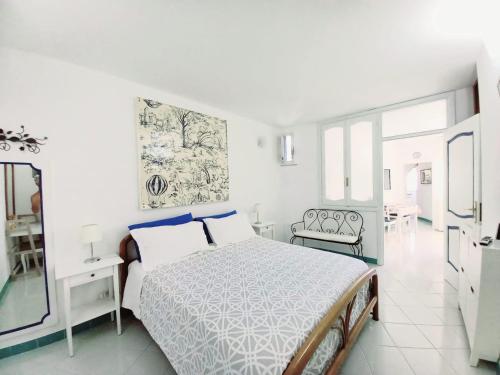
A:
[130,221,209,271]
[204,213,256,247]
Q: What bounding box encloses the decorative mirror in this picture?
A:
[0,162,50,335]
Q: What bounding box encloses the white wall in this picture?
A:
[477,45,500,237]
[0,47,281,347]
[455,87,475,123]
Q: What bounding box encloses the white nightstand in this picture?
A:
[251,222,275,239]
[55,254,124,356]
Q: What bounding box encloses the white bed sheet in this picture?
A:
[122,260,146,319]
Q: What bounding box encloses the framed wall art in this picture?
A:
[383,169,391,190]
[420,168,432,184]
[136,97,229,209]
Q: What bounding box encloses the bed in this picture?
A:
[120,235,378,375]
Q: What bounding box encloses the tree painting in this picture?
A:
[136,97,229,209]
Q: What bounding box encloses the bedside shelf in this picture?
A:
[71,298,115,326]
[57,254,123,356]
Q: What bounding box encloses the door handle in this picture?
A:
[465,202,478,223]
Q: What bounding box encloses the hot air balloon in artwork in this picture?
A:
[146,174,168,208]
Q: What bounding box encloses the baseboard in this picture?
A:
[310,246,378,264]
[418,217,432,224]
[0,312,117,360]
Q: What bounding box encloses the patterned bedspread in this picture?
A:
[140,236,370,375]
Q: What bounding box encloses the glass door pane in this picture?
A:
[323,126,344,201]
[350,120,373,202]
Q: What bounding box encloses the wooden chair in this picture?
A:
[7,217,43,277]
[384,210,397,233]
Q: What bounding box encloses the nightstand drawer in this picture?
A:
[68,266,113,287]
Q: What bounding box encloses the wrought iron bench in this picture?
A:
[290,208,365,260]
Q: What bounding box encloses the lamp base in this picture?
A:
[84,256,101,264]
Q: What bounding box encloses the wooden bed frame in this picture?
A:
[119,234,378,375]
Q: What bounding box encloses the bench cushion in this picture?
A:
[293,230,359,244]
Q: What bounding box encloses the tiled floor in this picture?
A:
[341,222,496,375]
[0,272,47,332]
[0,222,497,374]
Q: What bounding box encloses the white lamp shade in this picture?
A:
[81,224,102,244]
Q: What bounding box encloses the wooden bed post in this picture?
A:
[371,273,379,321]
[119,234,133,302]
[283,269,378,375]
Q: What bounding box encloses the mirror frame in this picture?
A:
[0,154,58,340]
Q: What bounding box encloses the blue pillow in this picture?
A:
[128,213,193,262]
[194,210,237,243]
[128,213,193,230]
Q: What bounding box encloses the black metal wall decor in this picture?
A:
[0,126,47,154]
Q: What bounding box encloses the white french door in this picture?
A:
[321,115,381,207]
[443,114,481,288]
[321,115,384,263]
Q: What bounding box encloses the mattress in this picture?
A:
[137,236,370,375]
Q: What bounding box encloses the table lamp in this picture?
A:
[255,203,262,224]
[81,224,102,263]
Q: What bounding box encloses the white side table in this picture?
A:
[252,222,275,240]
[55,255,124,356]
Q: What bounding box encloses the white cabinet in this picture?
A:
[458,232,500,365]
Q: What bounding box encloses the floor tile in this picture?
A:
[417,325,470,349]
[379,305,412,323]
[384,323,433,348]
[431,307,464,325]
[438,349,497,375]
[339,342,372,375]
[386,291,422,306]
[377,290,396,306]
[419,293,457,308]
[363,346,414,375]
[399,305,443,325]
[401,348,456,375]
[428,281,458,294]
[381,279,407,292]
[125,349,176,375]
[357,320,395,350]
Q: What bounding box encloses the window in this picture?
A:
[280,134,295,165]
[382,99,448,138]
[322,116,377,206]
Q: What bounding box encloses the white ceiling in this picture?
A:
[0,0,483,126]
